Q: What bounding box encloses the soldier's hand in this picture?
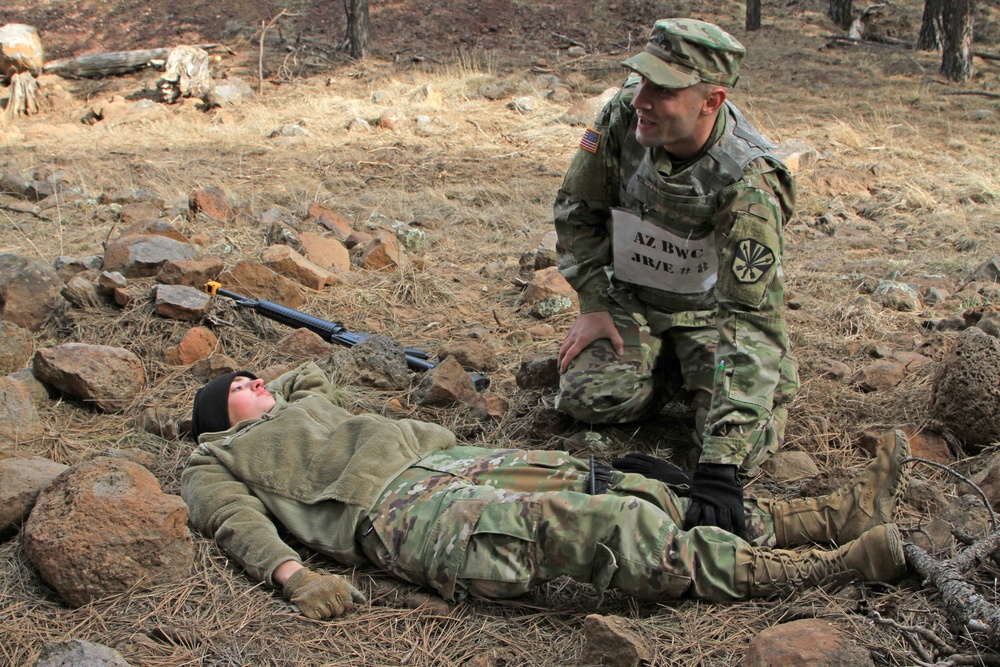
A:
[558,311,624,373]
[683,463,747,538]
[283,567,366,619]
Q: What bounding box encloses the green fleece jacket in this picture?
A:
[180,362,457,586]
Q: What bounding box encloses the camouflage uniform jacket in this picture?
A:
[554,76,798,466]
[180,362,456,586]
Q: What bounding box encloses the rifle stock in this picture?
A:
[205,281,489,391]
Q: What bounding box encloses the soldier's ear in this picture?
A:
[702,86,726,116]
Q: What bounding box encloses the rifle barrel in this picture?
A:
[208,284,489,390]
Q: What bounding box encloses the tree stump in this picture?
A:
[6,71,39,118]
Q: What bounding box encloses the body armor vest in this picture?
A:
[613,101,775,313]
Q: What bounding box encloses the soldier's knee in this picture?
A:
[556,374,657,424]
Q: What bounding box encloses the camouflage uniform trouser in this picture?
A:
[357,446,777,603]
[555,300,796,472]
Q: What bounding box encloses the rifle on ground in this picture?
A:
[205,281,489,391]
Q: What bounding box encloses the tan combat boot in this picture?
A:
[764,429,910,547]
[736,524,907,598]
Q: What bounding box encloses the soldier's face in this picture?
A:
[632,77,716,157]
[227,376,276,426]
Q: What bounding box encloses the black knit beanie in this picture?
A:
[191,371,257,441]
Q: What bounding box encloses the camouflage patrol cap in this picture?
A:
[622,19,745,88]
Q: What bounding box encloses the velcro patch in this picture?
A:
[732,238,775,284]
[579,127,601,154]
[717,212,780,308]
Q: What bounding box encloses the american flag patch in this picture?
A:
[579,127,601,154]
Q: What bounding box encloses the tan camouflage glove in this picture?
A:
[282,567,366,619]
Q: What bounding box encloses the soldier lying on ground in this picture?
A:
[553,18,800,537]
[181,362,910,620]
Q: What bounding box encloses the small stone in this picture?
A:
[516,354,560,389]
[188,186,232,222]
[848,360,905,392]
[163,326,218,366]
[412,356,477,407]
[154,284,213,321]
[580,614,652,667]
[762,451,820,482]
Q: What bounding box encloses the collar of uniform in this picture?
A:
[650,108,728,176]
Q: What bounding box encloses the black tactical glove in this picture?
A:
[682,463,746,538]
[610,453,693,494]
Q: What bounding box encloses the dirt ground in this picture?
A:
[3,0,1000,665]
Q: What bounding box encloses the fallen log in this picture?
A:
[43,44,220,79]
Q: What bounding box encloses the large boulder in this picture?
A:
[0,254,67,331]
[23,457,195,607]
[928,327,1000,450]
[33,343,145,412]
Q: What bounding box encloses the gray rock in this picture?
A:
[515,354,559,390]
[929,327,1000,450]
[33,639,131,667]
[969,255,1000,284]
[153,283,212,321]
[98,270,128,294]
[478,82,509,100]
[0,172,29,197]
[205,76,254,108]
[872,278,921,312]
[0,253,67,331]
[328,334,410,391]
[53,254,104,282]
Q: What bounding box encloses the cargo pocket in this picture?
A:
[419,497,491,600]
[457,500,541,599]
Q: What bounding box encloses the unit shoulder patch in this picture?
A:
[732,238,775,284]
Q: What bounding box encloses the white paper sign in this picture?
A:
[611,208,717,294]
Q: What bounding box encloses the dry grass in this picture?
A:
[4,0,1000,664]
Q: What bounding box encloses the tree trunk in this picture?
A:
[44,48,173,78]
[918,0,944,50]
[746,0,761,31]
[828,0,853,30]
[346,0,370,60]
[941,0,974,82]
[43,45,219,79]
